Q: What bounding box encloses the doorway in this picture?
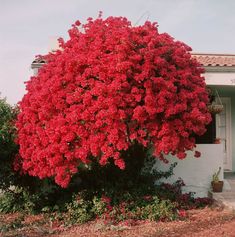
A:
[216,97,232,171]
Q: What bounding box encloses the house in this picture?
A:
[31,58,46,76]
[31,52,235,197]
[193,53,235,173]
[156,53,235,197]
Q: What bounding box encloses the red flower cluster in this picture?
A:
[15,16,211,187]
[177,209,187,218]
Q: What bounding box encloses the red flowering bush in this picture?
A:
[16,15,211,187]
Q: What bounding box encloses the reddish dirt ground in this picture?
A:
[1,207,235,237]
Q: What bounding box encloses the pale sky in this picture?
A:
[1,0,235,105]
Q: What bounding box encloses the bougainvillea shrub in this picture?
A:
[16,15,211,187]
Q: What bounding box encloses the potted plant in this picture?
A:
[211,167,224,192]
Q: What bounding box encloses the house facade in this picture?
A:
[31,58,46,75]
[156,53,235,197]
[193,53,235,173]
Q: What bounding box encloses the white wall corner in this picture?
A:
[154,144,224,197]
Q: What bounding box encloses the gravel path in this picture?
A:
[1,207,235,237]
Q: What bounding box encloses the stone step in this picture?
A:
[212,175,235,210]
[223,179,235,191]
[226,179,235,184]
[210,191,235,210]
[213,191,235,199]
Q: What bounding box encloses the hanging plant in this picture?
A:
[207,88,223,114]
[207,104,223,114]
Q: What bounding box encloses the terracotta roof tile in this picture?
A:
[31,53,235,67]
[191,53,235,67]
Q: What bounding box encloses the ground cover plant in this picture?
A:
[1,208,235,237]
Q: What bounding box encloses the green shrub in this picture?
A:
[0,187,39,214]
[92,196,107,217]
[62,191,177,225]
[133,197,176,221]
[0,97,64,215]
[0,97,18,190]
[66,194,93,224]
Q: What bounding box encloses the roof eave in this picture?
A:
[31,63,45,69]
[204,66,235,73]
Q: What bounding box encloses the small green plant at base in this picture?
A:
[212,167,222,183]
[130,196,176,222]
[65,194,93,224]
[92,196,107,217]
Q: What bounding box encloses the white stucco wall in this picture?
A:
[154,144,223,197]
[205,72,235,85]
